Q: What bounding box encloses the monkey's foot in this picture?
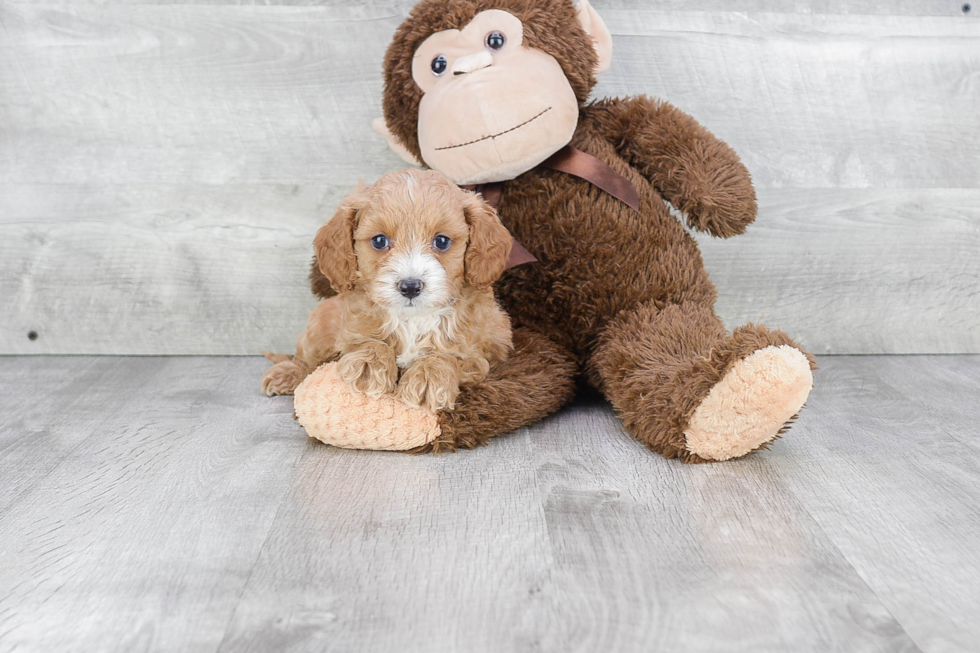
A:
[294,363,440,451]
[684,345,813,461]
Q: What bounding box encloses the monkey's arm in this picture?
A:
[588,96,757,238]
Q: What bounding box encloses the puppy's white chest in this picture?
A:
[392,312,447,368]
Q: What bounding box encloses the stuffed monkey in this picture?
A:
[279,0,815,462]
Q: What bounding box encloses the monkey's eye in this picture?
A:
[371,234,389,250]
[433,235,452,251]
[431,55,448,76]
[485,31,506,50]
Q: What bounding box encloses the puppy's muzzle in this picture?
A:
[398,278,424,299]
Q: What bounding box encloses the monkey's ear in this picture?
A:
[463,193,513,291]
[314,188,367,293]
[372,117,424,167]
[575,0,612,74]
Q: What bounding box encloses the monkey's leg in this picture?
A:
[413,327,579,453]
[295,327,577,451]
[588,302,815,462]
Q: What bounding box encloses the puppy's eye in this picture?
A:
[371,234,389,250]
[431,55,448,76]
[485,31,506,51]
[433,235,452,251]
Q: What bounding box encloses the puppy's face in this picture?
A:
[355,175,469,312]
[315,170,512,313]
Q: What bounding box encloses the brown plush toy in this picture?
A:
[284,0,815,462]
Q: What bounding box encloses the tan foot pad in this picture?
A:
[684,345,813,461]
[294,363,441,451]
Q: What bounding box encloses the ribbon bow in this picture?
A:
[465,145,640,269]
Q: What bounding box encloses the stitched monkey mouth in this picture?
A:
[433,107,552,151]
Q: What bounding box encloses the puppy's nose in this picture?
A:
[398,278,424,299]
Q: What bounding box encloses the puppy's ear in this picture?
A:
[315,187,367,293]
[463,192,513,291]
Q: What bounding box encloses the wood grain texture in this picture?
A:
[0,356,308,652]
[525,403,919,653]
[1,2,978,354]
[0,183,332,355]
[596,10,980,191]
[701,189,980,355]
[3,355,980,651]
[769,356,980,652]
[216,429,557,653]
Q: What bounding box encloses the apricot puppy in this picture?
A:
[262,169,514,413]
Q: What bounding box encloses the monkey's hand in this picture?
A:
[337,342,398,398]
[588,95,757,238]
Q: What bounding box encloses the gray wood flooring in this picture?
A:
[2,2,978,355]
[1,355,978,652]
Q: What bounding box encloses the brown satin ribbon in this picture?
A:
[543,145,641,211]
[470,182,538,269]
[466,145,640,269]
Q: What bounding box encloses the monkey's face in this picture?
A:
[411,10,581,185]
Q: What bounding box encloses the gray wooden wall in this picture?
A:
[1,0,978,355]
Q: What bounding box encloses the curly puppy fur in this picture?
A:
[305,0,814,460]
[261,297,345,396]
[267,169,514,414]
[412,327,578,453]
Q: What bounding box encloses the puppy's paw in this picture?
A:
[262,359,309,396]
[397,359,460,413]
[337,346,398,398]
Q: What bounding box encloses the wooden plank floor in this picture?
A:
[1,355,978,652]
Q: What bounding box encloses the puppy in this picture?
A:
[262,169,514,413]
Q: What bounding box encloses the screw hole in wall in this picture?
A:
[27,331,38,341]
[964,3,972,13]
